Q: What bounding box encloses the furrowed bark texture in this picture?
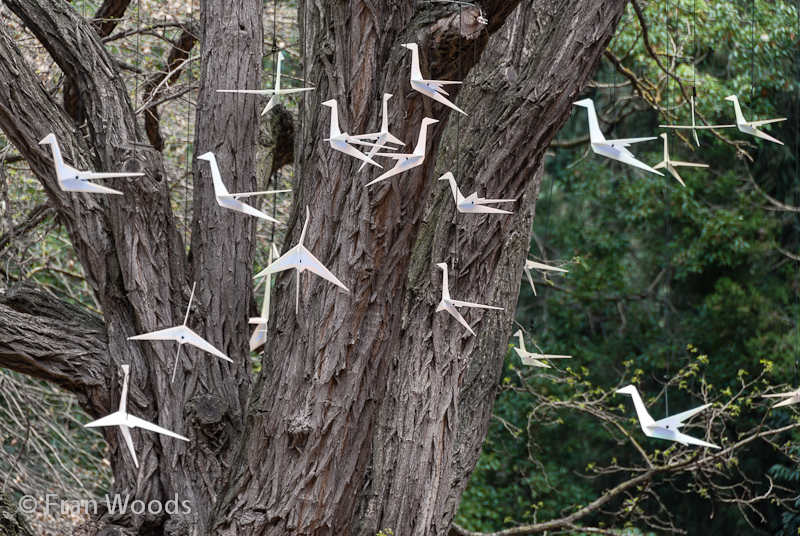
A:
[367,2,628,534]
[0,282,110,414]
[212,1,626,535]
[0,492,35,536]
[0,0,260,533]
[1,0,626,534]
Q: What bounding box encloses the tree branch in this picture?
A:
[142,21,199,151]
[0,282,110,415]
[0,204,54,253]
[62,0,133,121]
[91,0,132,39]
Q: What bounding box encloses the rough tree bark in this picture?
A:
[211,1,626,535]
[0,0,627,535]
[0,492,35,536]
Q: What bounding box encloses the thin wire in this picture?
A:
[135,0,140,152]
[541,156,556,256]
[751,0,756,115]
[454,5,463,277]
[269,0,278,246]
[533,135,557,334]
[693,0,697,90]
[692,0,697,130]
[611,30,618,139]
[664,0,671,417]
[184,0,193,247]
[795,0,799,388]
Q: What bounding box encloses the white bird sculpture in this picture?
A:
[435,262,502,336]
[197,152,289,222]
[322,99,385,169]
[616,385,720,449]
[401,43,467,116]
[652,133,709,188]
[512,330,571,368]
[524,259,568,297]
[724,94,786,145]
[217,51,314,115]
[366,118,439,187]
[762,389,800,408]
[438,172,514,214]
[84,365,189,468]
[128,283,232,383]
[572,99,662,176]
[659,94,735,146]
[38,133,144,195]
[349,93,406,171]
[254,206,349,314]
[249,243,281,351]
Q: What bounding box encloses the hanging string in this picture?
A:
[453,5,463,279]
[530,136,557,335]
[794,0,799,388]
[692,0,697,103]
[663,0,672,416]
[135,0,140,152]
[611,30,618,140]
[269,0,278,247]
[750,0,756,115]
[301,0,307,173]
[260,0,279,363]
[184,0,193,248]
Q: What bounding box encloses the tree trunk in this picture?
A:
[0,0,626,535]
[211,1,626,535]
[0,493,35,536]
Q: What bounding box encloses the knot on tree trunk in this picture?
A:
[259,103,295,186]
[185,393,228,425]
[163,517,192,536]
[73,520,136,536]
[287,413,313,450]
[96,526,137,536]
[185,394,230,454]
[412,2,490,82]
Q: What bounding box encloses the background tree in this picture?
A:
[0,1,631,536]
[455,1,800,535]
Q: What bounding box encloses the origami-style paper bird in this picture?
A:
[401,43,467,116]
[129,283,232,383]
[84,365,188,468]
[254,206,349,314]
[762,389,800,408]
[572,99,661,175]
[659,94,735,146]
[652,133,709,188]
[217,51,314,115]
[366,118,439,187]
[438,172,514,214]
[616,385,720,449]
[249,243,281,351]
[435,262,502,336]
[350,93,406,171]
[512,330,571,368]
[198,151,289,222]
[322,99,384,169]
[39,133,144,195]
[523,259,568,297]
[724,94,786,145]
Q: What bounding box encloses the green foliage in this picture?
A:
[457,1,800,534]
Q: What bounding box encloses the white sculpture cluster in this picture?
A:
[35,41,796,467]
